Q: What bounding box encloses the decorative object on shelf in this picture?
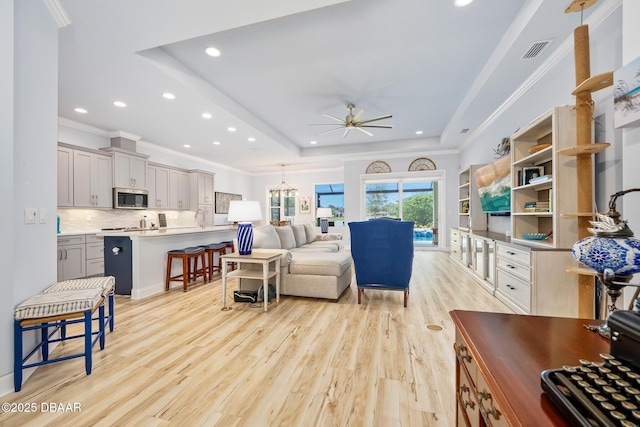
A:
[408,157,436,171]
[528,143,551,154]
[317,207,333,233]
[365,160,391,174]
[522,233,550,241]
[572,188,640,337]
[614,55,640,129]
[493,137,510,158]
[522,166,544,185]
[227,200,263,255]
[270,164,297,196]
[298,196,311,214]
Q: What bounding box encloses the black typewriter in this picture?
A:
[541,310,640,427]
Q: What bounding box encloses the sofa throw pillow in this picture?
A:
[303,223,317,243]
[274,226,296,250]
[253,225,281,249]
[291,225,307,247]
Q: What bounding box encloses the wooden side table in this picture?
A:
[220,252,281,312]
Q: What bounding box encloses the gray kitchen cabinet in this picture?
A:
[147,164,170,209]
[169,169,190,209]
[73,150,112,208]
[190,170,215,209]
[113,151,148,189]
[85,234,104,277]
[57,235,86,281]
[57,146,74,207]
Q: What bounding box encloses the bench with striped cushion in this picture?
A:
[13,277,116,392]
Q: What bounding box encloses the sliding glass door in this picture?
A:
[363,173,442,248]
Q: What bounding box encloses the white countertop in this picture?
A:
[97,225,235,238]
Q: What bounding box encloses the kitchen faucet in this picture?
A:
[194,208,206,229]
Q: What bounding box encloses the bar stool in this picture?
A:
[166,247,207,291]
[221,240,236,271]
[203,242,226,280]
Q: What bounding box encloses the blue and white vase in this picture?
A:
[237,223,254,255]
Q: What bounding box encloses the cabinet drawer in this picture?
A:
[86,234,104,244]
[86,242,104,260]
[496,256,530,282]
[476,370,509,427]
[86,258,104,276]
[496,269,530,311]
[455,331,476,383]
[57,235,85,245]
[496,244,529,266]
[458,364,479,427]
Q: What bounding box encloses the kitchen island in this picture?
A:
[98,226,236,299]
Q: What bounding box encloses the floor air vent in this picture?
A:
[521,39,553,60]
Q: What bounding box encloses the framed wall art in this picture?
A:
[215,192,242,214]
[299,196,311,214]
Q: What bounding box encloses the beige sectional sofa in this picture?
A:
[239,224,352,301]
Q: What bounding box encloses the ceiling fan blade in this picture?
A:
[355,127,373,136]
[352,109,365,122]
[360,124,393,129]
[309,123,345,126]
[322,113,345,123]
[343,128,350,139]
[358,114,392,125]
[318,127,344,136]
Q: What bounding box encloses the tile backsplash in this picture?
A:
[57,209,204,233]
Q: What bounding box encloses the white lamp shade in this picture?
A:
[317,207,332,218]
[227,200,262,222]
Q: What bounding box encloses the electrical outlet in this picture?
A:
[40,209,47,223]
[24,208,37,224]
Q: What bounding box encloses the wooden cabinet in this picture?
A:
[190,171,215,206]
[510,106,578,249]
[73,150,112,208]
[85,234,104,277]
[458,165,486,232]
[495,242,578,316]
[450,228,461,262]
[113,151,148,189]
[57,235,86,281]
[147,164,170,209]
[169,169,190,209]
[57,147,74,207]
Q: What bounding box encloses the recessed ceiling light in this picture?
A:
[248,137,256,142]
[205,47,221,57]
[162,92,175,100]
[202,112,212,119]
[310,141,317,145]
[113,101,126,108]
[212,141,221,145]
[454,0,473,6]
[227,127,236,132]
[74,108,88,114]
[415,130,423,135]
[183,144,191,148]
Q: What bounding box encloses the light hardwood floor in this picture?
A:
[2,251,512,427]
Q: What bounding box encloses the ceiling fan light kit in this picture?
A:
[310,103,393,138]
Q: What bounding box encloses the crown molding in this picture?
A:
[107,130,142,141]
[42,0,71,28]
[58,117,109,136]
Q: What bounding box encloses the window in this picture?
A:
[315,184,344,227]
[269,189,296,222]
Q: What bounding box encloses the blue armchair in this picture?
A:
[348,218,414,307]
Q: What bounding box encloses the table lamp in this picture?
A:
[572,188,640,337]
[317,207,332,234]
[227,200,262,255]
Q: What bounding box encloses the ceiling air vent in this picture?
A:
[521,39,553,60]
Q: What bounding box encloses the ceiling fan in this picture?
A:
[310,103,392,138]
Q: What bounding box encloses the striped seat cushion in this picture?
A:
[43,276,115,294]
[14,288,103,320]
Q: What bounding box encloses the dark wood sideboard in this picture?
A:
[450,310,610,426]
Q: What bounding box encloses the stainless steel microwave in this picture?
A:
[113,188,148,209]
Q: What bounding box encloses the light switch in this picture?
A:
[40,209,47,223]
[24,208,37,224]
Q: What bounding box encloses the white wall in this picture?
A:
[1,1,60,395]
[0,0,15,395]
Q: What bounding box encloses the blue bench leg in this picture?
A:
[84,310,92,375]
[61,323,67,340]
[14,320,23,392]
[108,290,115,332]
[99,304,105,350]
[41,323,49,361]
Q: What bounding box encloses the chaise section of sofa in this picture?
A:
[239,224,352,301]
